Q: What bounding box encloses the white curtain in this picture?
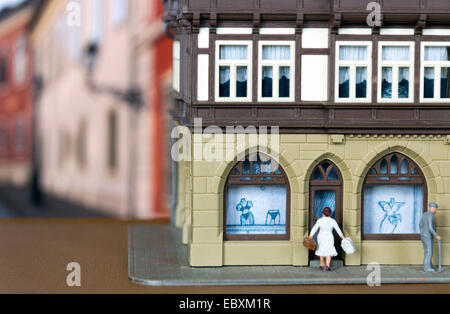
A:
[382,46,410,61]
[279,66,290,79]
[356,67,367,84]
[219,66,230,84]
[262,66,273,79]
[339,46,367,61]
[425,47,449,61]
[382,67,393,83]
[399,67,409,81]
[424,67,435,80]
[339,67,350,84]
[220,46,247,60]
[262,46,290,60]
[423,68,449,80]
[236,67,247,82]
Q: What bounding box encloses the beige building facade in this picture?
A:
[176,133,450,267]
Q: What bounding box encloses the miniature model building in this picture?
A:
[164,0,450,267]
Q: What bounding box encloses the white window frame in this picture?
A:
[378,41,415,103]
[172,41,180,93]
[335,41,372,103]
[420,41,450,103]
[258,41,295,102]
[215,40,253,102]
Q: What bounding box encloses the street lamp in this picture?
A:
[84,41,143,110]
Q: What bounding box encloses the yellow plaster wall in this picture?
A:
[181,133,450,267]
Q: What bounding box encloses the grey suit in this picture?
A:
[419,211,438,271]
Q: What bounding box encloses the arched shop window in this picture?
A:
[224,153,290,241]
[363,153,427,240]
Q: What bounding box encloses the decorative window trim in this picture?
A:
[224,153,290,241]
[377,41,415,103]
[338,28,372,35]
[215,40,253,102]
[258,41,295,102]
[335,41,372,103]
[379,28,415,36]
[422,29,450,36]
[259,28,295,35]
[216,28,252,35]
[362,153,427,241]
[420,41,450,103]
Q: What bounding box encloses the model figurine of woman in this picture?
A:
[309,207,345,271]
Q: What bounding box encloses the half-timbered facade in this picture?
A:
[165,0,450,267]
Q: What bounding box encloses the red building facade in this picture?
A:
[0,2,34,186]
[149,0,173,217]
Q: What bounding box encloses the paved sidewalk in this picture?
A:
[129,225,450,286]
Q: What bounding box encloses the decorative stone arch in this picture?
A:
[355,144,442,198]
[214,145,294,196]
[302,152,353,196]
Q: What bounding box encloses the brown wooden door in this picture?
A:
[309,161,343,261]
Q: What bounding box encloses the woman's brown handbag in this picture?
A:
[303,238,316,251]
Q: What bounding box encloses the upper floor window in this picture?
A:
[0,121,7,156]
[336,42,372,102]
[258,41,295,102]
[14,36,27,86]
[0,51,7,86]
[421,42,450,102]
[378,42,414,102]
[107,110,118,173]
[14,116,25,154]
[76,119,88,169]
[215,41,252,102]
[91,0,104,44]
[111,0,128,26]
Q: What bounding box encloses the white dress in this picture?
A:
[309,217,344,257]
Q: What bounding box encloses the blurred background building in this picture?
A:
[0,0,34,189]
[0,0,173,219]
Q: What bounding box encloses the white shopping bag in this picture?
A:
[341,238,356,255]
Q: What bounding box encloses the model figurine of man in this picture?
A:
[419,203,442,272]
